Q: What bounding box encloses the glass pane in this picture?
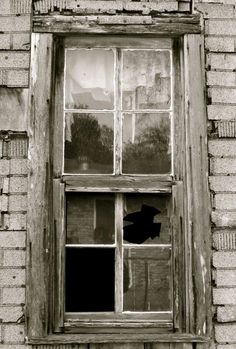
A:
[123,247,171,311]
[66,247,115,312]
[122,113,171,174]
[123,194,171,244]
[64,113,114,174]
[66,193,115,245]
[122,50,171,110]
[65,49,114,110]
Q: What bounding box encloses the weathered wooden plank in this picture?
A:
[28,333,210,344]
[27,33,53,338]
[53,37,64,177]
[33,14,201,35]
[65,175,173,193]
[90,343,144,349]
[53,180,65,332]
[65,312,172,321]
[65,37,173,49]
[183,34,212,336]
[172,182,184,331]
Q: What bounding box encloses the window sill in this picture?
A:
[27,333,211,344]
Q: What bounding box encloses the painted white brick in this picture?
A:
[215,324,236,343]
[0,231,26,248]
[3,250,25,267]
[205,37,235,52]
[211,158,236,174]
[2,288,25,304]
[210,87,236,104]
[9,177,27,193]
[8,195,27,211]
[0,52,30,69]
[10,159,28,175]
[210,176,236,192]
[207,20,236,35]
[218,306,236,322]
[213,251,236,267]
[0,269,25,286]
[215,194,236,210]
[216,270,236,286]
[0,306,23,322]
[207,71,236,87]
[0,161,10,176]
[209,140,236,157]
[212,211,236,227]
[0,16,30,32]
[208,105,236,120]
[2,214,27,230]
[208,53,236,70]
[3,324,25,343]
[214,288,236,305]
[195,3,235,18]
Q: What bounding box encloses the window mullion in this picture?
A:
[114,48,122,175]
[115,193,123,313]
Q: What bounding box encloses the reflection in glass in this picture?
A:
[123,247,171,311]
[122,50,171,110]
[123,194,171,244]
[65,49,114,110]
[122,113,171,174]
[64,113,114,173]
[66,193,115,244]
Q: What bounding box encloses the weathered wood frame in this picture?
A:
[27,23,211,344]
[54,36,177,334]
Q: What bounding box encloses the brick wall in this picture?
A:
[0,0,31,88]
[0,134,28,347]
[194,0,236,346]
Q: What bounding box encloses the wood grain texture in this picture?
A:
[33,14,201,35]
[53,180,65,332]
[183,34,212,336]
[29,333,210,344]
[65,175,173,193]
[27,33,53,338]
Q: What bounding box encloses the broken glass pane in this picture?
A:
[123,194,171,244]
[64,113,114,174]
[66,193,115,245]
[122,50,171,110]
[123,247,171,311]
[122,113,171,174]
[65,49,114,110]
[66,247,115,312]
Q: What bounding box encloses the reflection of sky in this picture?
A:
[122,113,170,144]
[65,113,113,142]
[66,49,114,108]
[122,50,170,91]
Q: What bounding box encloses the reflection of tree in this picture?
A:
[65,113,113,165]
[123,120,170,174]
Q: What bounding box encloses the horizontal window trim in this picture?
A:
[64,109,173,113]
[64,176,175,193]
[27,334,211,344]
[33,14,202,36]
[64,37,173,49]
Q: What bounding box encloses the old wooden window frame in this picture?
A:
[56,36,176,332]
[27,16,211,344]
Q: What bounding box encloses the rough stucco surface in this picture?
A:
[0,0,236,347]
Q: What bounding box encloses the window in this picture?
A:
[27,32,211,343]
[53,37,178,332]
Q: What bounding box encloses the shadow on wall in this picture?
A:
[0,88,28,131]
